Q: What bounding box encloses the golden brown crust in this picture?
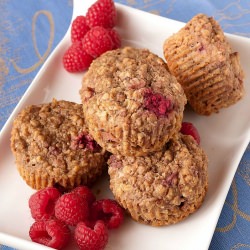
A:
[163,14,244,115]
[80,47,187,156]
[10,99,108,190]
[108,134,208,226]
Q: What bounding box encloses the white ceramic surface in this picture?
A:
[0,1,250,249]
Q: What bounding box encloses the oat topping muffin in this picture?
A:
[163,13,244,115]
[80,47,187,156]
[11,99,108,190]
[108,134,208,226]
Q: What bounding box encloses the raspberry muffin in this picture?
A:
[80,47,187,156]
[11,99,108,190]
[108,134,208,226]
[163,14,244,115]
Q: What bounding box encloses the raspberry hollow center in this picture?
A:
[144,89,173,117]
[71,132,101,152]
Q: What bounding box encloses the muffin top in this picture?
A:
[108,134,208,226]
[80,47,187,156]
[164,14,232,68]
[81,47,186,119]
[11,99,107,189]
[81,47,185,100]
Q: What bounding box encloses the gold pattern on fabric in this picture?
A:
[231,243,250,250]
[149,10,160,15]
[0,57,9,89]
[239,163,250,185]
[142,0,165,10]
[238,146,250,186]
[11,10,54,74]
[215,1,250,37]
[165,0,176,15]
[216,179,250,232]
[0,2,9,89]
[216,180,238,232]
[127,0,137,6]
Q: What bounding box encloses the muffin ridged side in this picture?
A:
[163,14,244,115]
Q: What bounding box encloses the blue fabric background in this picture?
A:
[0,0,249,249]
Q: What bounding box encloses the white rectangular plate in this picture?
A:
[0,1,250,250]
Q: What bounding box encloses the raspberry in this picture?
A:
[29,187,61,221]
[180,122,201,144]
[75,220,108,250]
[144,89,173,117]
[55,192,89,226]
[91,199,124,229]
[163,172,178,187]
[63,41,94,72]
[29,219,70,249]
[86,0,117,29]
[71,132,101,152]
[82,26,113,58]
[71,15,90,43]
[108,155,123,169]
[71,186,96,205]
[108,29,121,49]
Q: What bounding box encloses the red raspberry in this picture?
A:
[71,132,101,152]
[108,29,121,49]
[86,0,117,29]
[82,26,113,58]
[75,220,108,250]
[180,122,201,144]
[29,219,70,249]
[108,155,123,169]
[144,88,173,117]
[91,199,124,229]
[63,41,94,72]
[71,186,96,205]
[29,187,61,221]
[71,15,90,43]
[55,192,89,226]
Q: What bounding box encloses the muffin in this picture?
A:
[10,99,108,190]
[163,13,244,115]
[108,134,208,226]
[80,47,187,156]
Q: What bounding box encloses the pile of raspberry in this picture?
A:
[63,0,121,73]
[28,186,124,250]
